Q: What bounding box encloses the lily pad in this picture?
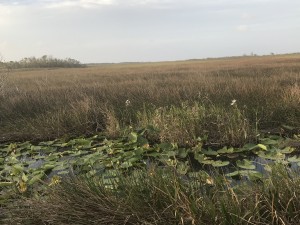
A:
[279,147,295,154]
[202,148,218,156]
[287,156,300,163]
[236,159,256,170]
[212,160,230,167]
[217,147,234,154]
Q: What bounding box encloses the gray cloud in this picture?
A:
[0,0,300,62]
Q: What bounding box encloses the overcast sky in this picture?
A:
[0,0,300,63]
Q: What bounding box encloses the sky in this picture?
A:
[0,0,300,63]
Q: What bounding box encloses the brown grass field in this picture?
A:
[0,54,299,146]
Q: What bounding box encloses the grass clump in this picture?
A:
[4,165,300,225]
[0,55,299,145]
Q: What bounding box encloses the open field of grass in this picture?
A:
[1,54,299,146]
[1,54,300,224]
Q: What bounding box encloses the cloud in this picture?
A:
[236,25,248,32]
[44,0,115,9]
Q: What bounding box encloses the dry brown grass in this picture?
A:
[1,54,299,144]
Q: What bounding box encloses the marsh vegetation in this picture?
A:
[1,54,300,224]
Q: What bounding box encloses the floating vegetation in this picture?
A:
[0,129,300,200]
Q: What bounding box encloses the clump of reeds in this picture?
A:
[4,164,300,225]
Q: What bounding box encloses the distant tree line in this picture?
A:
[2,55,86,69]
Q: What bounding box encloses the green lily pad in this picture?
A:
[256,144,268,151]
[279,147,295,154]
[259,138,279,145]
[0,182,14,187]
[287,156,300,163]
[212,160,230,167]
[176,148,188,158]
[128,132,138,143]
[176,161,189,175]
[202,148,218,156]
[258,151,285,161]
[236,159,256,170]
[217,147,234,154]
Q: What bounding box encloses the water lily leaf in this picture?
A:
[176,148,188,158]
[137,136,148,147]
[30,145,42,151]
[217,147,234,154]
[242,143,257,150]
[240,170,263,180]
[128,132,138,143]
[39,140,55,146]
[166,151,176,158]
[57,171,69,175]
[176,161,189,175]
[202,148,218,156]
[0,182,13,187]
[280,147,294,154]
[258,152,285,161]
[287,156,300,163]
[200,159,214,165]
[282,125,295,130]
[159,142,174,150]
[256,144,267,151]
[134,148,144,156]
[236,159,255,170]
[212,160,230,167]
[259,138,279,145]
[194,153,205,163]
[225,171,240,177]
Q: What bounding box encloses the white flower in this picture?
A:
[230,99,237,106]
[125,99,131,106]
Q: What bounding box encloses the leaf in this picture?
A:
[279,147,294,154]
[256,144,267,151]
[236,159,256,170]
[28,173,44,185]
[282,125,295,130]
[211,160,230,167]
[259,138,279,145]
[258,152,285,161]
[134,148,144,156]
[128,132,138,143]
[57,171,69,175]
[225,171,240,177]
[217,147,234,154]
[176,148,188,158]
[0,182,13,187]
[166,151,176,157]
[176,161,189,175]
[202,148,218,156]
[159,142,174,150]
[287,156,300,163]
[200,159,214,165]
[194,153,205,163]
[137,136,148,147]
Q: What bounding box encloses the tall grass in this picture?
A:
[0,55,299,145]
[4,165,300,225]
